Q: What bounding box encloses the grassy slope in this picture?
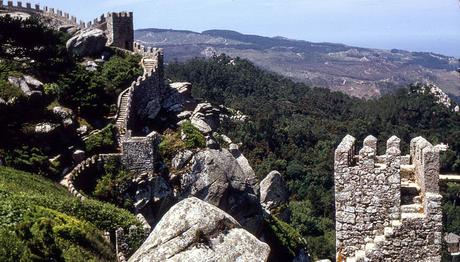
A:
[0,167,140,261]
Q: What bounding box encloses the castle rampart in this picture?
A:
[106,11,134,50]
[0,3,135,49]
[335,135,442,261]
[0,0,84,27]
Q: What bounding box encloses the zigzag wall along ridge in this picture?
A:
[0,1,135,30]
[0,0,85,27]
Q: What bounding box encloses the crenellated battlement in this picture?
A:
[1,2,136,49]
[134,42,163,62]
[106,11,133,50]
[410,136,440,195]
[0,0,85,27]
[108,11,133,18]
[335,135,442,261]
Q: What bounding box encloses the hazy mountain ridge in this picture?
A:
[135,28,460,98]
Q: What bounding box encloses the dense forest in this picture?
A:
[165,55,460,259]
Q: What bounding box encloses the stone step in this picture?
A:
[401,204,423,213]
[355,250,366,260]
[391,220,402,227]
[374,235,385,244]
[384,226,394,237]
[346,257,357,262]
[365,242,376,252]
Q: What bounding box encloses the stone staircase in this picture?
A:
[116,88,131,136]
[345,220,403,262]
[345,179,423,262]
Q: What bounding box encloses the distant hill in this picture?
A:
[135,28,460,98]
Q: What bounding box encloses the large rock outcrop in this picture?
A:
[162,82,194,113]
[8,75,43,97]
[190,103,221,134]
[132,173,174,225]
[260,170,289,211]
[128,197,270,262]
[179,148,263,234]
[66,28,107,57]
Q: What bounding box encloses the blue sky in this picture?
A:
[32,0,460,57]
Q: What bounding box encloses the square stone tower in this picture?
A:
[334,135,442,261]
[106,12,134,51]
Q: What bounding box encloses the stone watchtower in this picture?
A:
[106,12,134,51]
[334,135,442,261]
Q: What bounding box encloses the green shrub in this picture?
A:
[181,121,206,149]
[0,167,140,231]
[93,159,134,210]
[0,79,22,101]
[84,124,117,155]
[159,130,186,161]
[0,16,73,79]
[10,206,114,261]
[43,83,60,96]
[101,53,143,95]
[0,228,27,261]
[54,53,142,118]
[0,167,142,261]
[56,65,107,117]
[3,146,56,177]
[266,215,307,257]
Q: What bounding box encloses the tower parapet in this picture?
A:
[335,135,442,261]
[106,11,134,50]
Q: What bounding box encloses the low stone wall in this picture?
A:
[60,153,151,262]
[60,153,122,200]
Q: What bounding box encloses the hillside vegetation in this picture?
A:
[165,55,460,259]
[136,28,460,98]
[0,16,144,261]
[0,16,141,177]
[0,167,141,261]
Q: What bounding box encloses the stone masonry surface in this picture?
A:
[334,135,442,261]
[0,1,135,51]
[0,0,83,27]
[106,12,134,50]
[115,41,164,173]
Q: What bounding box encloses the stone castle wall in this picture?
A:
[118,51,163,173]
[60,153,122,200]
[335,135,442,261]
[106,12,134,50]
[114,40,164,173]
[1,2,134,50]
[115,48,163,132]
[131,67,162,124]
[121,131,160,173]
[0,0,84,27]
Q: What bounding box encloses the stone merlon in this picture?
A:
[335,135,442,261]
